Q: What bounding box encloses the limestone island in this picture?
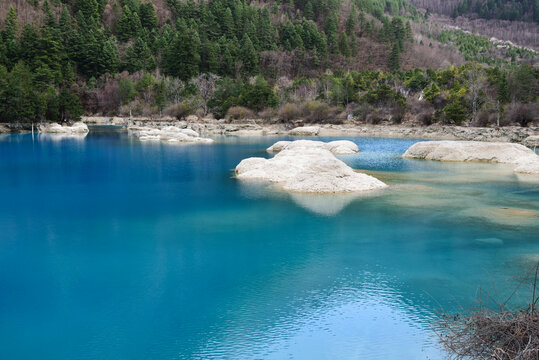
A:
[39,122,89,134]
[267,139,359,155]
[403,140,539,175]
[129,126,214,143]
[236,140,387,193]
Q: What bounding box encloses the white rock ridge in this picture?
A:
[403,140,539,175]
[39,122,89,134]
[267,140,359,155]
[130,126,214,143]
[236,142,387,193]
[288,126,320,136]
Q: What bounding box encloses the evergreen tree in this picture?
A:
[220,43,235,76]
[349,32,358,57]
[101,40,120,74]
[164,27,201,80]
[388,43,400,71]
[239,34,258,74]
[346,7,357,35]
[139,2,158,30]
[201,39,219,74]
[497,73,509,104]
[2,7,19,69]
[221,8,235,39]
[116,6,142,41]
[304,2,314,20]
[58,88,83,122]
[325,12,338,54]
[339,33,350,57]
[125,37,154,73]
[74,0,99,20]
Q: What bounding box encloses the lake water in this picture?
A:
[1,130,538,359]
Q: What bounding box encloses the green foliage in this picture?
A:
[388,43,400,71]
[118,78,136,105]
[453,0,537,23]
[443,98,468,124]
[362,84,404,105]
[437,29,536,65]
[423,82,440,101]
[238,76,278,111]
[116,6,142,42]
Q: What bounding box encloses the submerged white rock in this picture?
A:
[267,140,359,155]
[130,125,213,143]
[39,122,89,134]
[288,126,320,136]
[236,144,386,193]
[403,140,539,176]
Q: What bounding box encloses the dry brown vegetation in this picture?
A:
[437,264,539,360]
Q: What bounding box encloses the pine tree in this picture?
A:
[100,40,120,74]
[139,2,158,30]
[388,43,400,71]
[257,9,276,51]
[339,33,350,57]
[2,7,19,69]
[201,40,219,74]
[43,0,56,28]
[304,2,314,20]
[346,7,357,35]
[405,21,413,43]
[125,37,154,73]
[164,28,201,80]
[58,88,83,122]
[349,32,358,57]
[116,6,142,41]
[220,41,235,76]
[221,8,235,39]
[497,74,509,104]
[74,0,99,20]
[325,12,338,54]
[239,34,258,73]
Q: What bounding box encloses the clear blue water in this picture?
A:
[1,130,538,359]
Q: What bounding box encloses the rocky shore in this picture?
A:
[1,116,537,147]
[81,116,538,146]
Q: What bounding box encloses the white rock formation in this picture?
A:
[288,126,320,136]
[403,140,535,163]
[130,125,214,143]
[39,122,89,134]
[235,145,387,193]
[523,135,539,148]
[403,140,539,176]
[514,157,539,175]
[267,140,359,155]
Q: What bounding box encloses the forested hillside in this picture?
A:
[410,0,538,23]
[0,0,537,127]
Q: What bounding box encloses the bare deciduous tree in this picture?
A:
[193,73,220,115]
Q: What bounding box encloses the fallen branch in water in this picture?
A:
[436,262,539,360]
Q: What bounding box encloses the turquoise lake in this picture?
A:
[0,130,538,359]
